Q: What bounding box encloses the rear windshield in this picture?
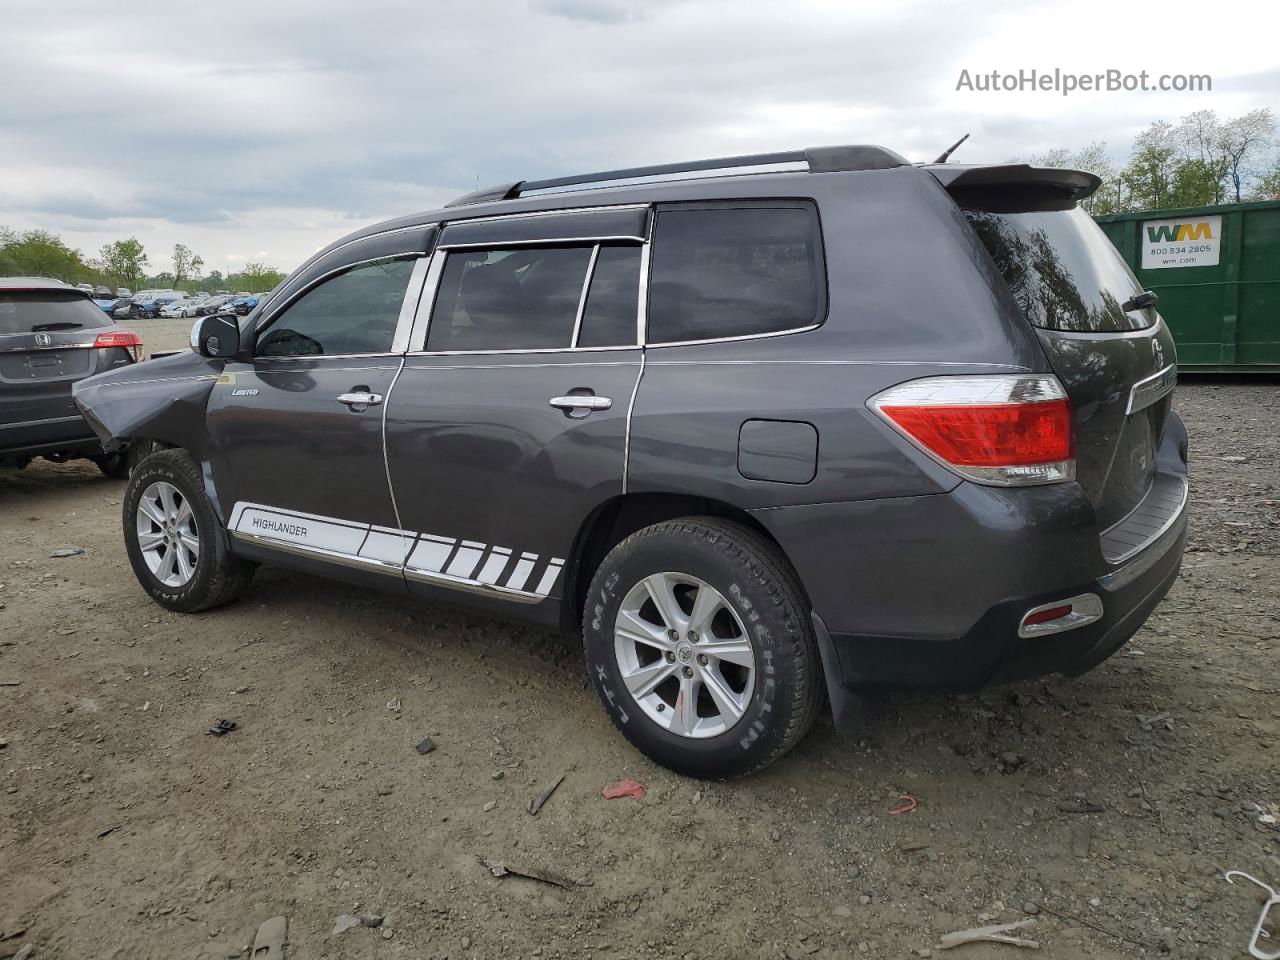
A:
[0,291,113,335]
[964,206,1154,332]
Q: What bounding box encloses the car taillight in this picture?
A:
[94,330,144,363]
[870,374,1074,486]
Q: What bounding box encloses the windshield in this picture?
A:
[965,206,1154,333]
[0,292,114,335]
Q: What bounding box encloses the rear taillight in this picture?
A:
[870,375,1074,486]
[94,330,144,363]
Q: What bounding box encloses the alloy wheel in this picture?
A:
[135,481,199,587]
[613,572,756,738]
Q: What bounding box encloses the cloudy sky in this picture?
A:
[4,0,1277,275]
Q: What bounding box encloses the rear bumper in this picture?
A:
[1,413,100,458]
[754,416,1189,696]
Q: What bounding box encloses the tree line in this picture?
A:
[1023,108,1278,216]
[0,230,286,295]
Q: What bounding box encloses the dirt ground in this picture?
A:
[1,367,1277,960]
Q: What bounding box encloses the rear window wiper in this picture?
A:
[1121,290,1158,313]
[31,322,84,331]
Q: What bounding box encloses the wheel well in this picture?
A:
[559,493,789,639]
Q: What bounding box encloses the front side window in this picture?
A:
[426,246,592,352]
[255,258,415,357]
[647,204,824,344]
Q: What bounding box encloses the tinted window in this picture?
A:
[647,205,823,344]
[256,258,414,357]
[0,292,113,335]
[427,246,592,352]
[965,206,1153,332]
[577,245,640,347]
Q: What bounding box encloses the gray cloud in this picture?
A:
[3,0,1276,271]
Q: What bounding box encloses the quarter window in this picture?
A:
[647,204,824,344]
[255,258,415,357]
[427,247,593,352]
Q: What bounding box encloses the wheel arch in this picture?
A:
[558,492,803,639]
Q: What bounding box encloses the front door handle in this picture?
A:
[336,391,384,409]
[549,395,612,411]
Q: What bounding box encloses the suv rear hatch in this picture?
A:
[933,164,1181,550]
[1,289,121,434]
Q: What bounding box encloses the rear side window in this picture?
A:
[0,292,112,335]
[256,258,414,357]
[427,246,592,352]
[647,203,824,344]
[577,245,641,347]
[965,206,1153,332]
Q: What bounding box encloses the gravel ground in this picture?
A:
[0,373,1276,960]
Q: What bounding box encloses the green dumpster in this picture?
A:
[1096,199,1280,371]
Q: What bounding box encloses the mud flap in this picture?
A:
[812,611,865,734]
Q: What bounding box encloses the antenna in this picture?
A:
[934,133,970,164]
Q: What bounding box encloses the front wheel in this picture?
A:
[583,518,824,778]
[123,449,253,612]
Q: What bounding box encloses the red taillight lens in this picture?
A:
[870,375,1075,486]
[878,398,1073,467]
[95,330,144,362]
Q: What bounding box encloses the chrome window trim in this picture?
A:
[399,360,637,369]
[570,244,602,348]
[438,235,645,250]
[636,207,654,347]
[449,202,649,227]
[405,250,447,353]
[644,323,822,350]
[412,241,647,356]
[252,252,422,350]
[390,257,433,355]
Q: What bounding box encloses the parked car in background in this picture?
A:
[75,283,95,296]
[94,285,113,299]
[73,144,1188,777]
[194,295,233,316]
[95,296,130,314]
[177,297,209,318]
[226,295,258,316]
[115,288,132,298]
[1,278,143,476]
[152,293,187,316]
[159,297,196,318]
[112,298,149,321]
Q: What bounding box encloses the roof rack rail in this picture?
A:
[445,144,908,207]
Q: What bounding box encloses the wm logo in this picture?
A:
[1147,221,1213,242]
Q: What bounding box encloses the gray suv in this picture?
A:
[73,145,1188,777]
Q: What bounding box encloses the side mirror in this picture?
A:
[190,313,241,359]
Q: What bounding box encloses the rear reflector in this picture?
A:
[94,330,143,363]
[870,374,1074,486]
[1018,594,1103,638]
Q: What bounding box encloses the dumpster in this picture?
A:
[1096,199,1280,371]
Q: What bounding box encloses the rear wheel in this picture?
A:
[583,517,823,778]
[123,449,253,612]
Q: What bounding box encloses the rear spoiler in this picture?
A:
[924,163,1101,212]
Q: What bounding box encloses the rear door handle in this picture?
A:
[336,391,384,408]
[549,395,612,411]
